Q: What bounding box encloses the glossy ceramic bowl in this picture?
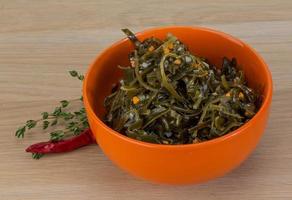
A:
[83,26,273,184]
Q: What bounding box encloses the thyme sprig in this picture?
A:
[15,71,88,142]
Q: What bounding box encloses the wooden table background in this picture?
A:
[1,0,292,199]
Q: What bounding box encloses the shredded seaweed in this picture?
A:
[103,29,261,144]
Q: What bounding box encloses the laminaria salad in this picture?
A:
[103,29,261,145]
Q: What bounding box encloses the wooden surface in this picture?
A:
[1,1,292,199]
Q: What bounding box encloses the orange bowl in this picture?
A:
[83,26,273,184]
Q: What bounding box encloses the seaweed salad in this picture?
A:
[103,29,260,145]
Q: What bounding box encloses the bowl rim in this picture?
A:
[83,26,273,149]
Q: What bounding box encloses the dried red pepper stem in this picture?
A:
[26,129,95,154]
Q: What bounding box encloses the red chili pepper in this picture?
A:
[26,129,95,154]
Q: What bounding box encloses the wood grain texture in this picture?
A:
[0,0,292,199]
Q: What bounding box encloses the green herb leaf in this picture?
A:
[71,127,81,135]
[42,112,49,119]
[74,111,81,116]
[32,153,44,159]
[82,121,89,128]
[69,70,84,82]
[15,126,26,138]
[26,120,37,130]
[69,70,78,77]
[63,112,74,120]
[43,120,50,129]
[50,130,64,141]
[53,107,62,116]
[79,107,86,113]
[78,75,84,81]
[60,100,69,108]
